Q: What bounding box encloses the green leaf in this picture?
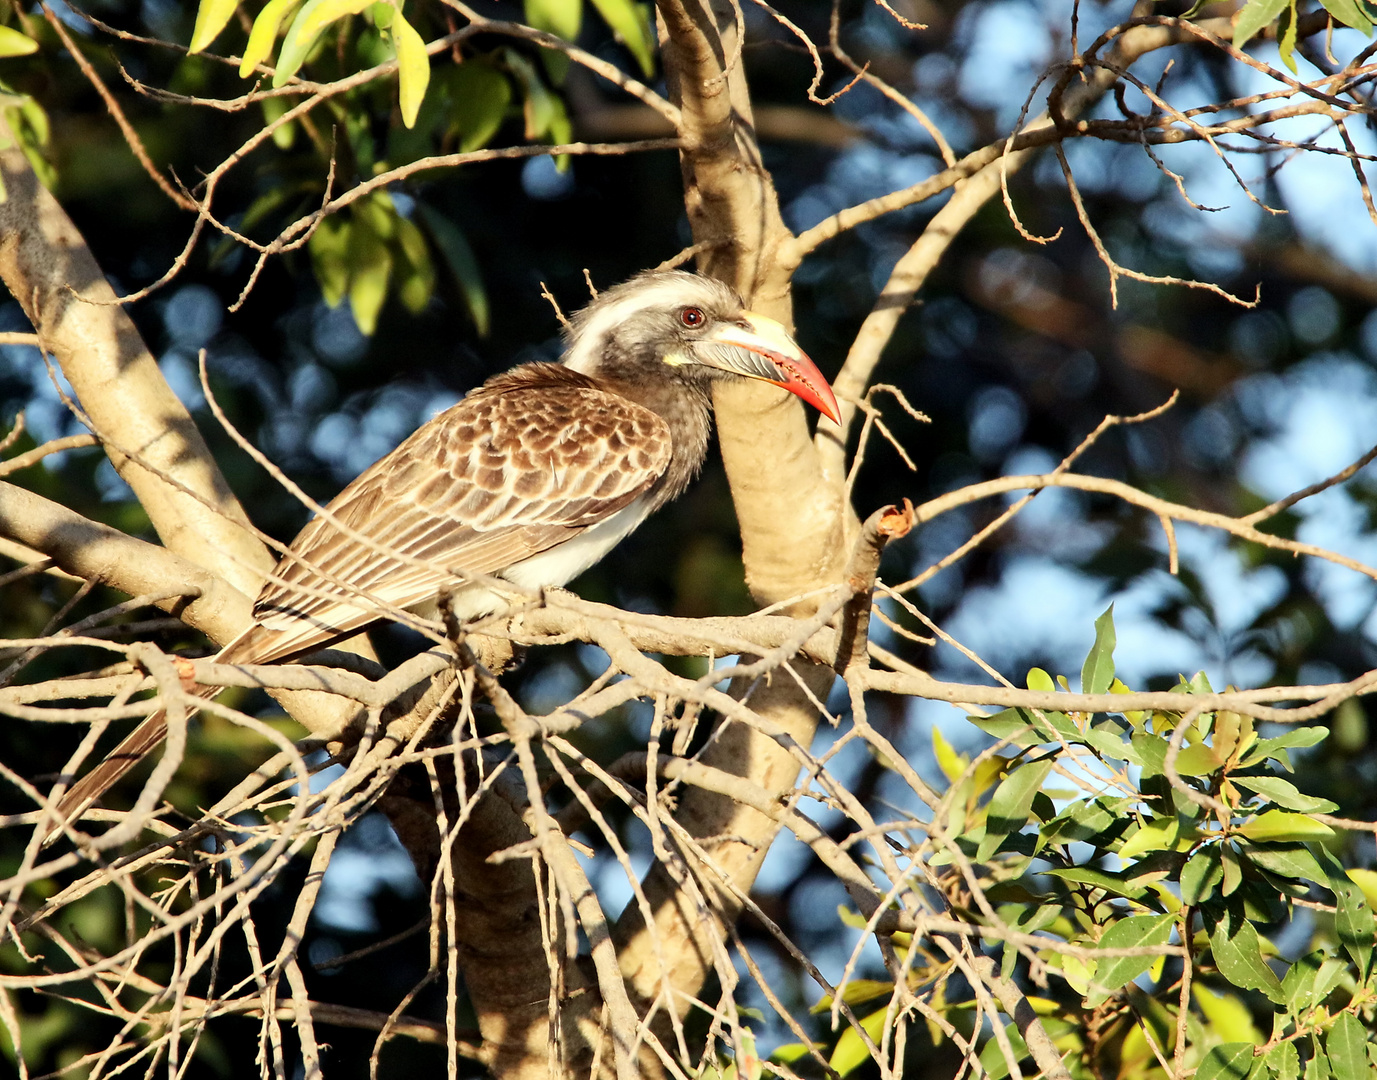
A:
[392,215,435,314]
[293,0,375,44]
[1118,816,1180,862]
[525,0,581,39]
[811,980,893,1014]
[977,1023,1030,1080]
[1324,1013,1367,1080]
[241,0,299,76]
[1264,1041,1300,1080]
[1087,912,1175,1005]
[1306,1044,1331,1080]
[504,49,555,139]
[1175,740,1224,777]
[1318,0,1373,33]
[1236,811,1334,843]
[1081,605,1116,696]
[1181,847,1224,905]
[769,1043,811,1065]
[1042,797,1133,846]
[448,61,512,152]
[1331,873,1374,978]
[1239,727,1328,771]
[1345,867,1377,911]
[589,0,655,76]
[273,0,330,86]
[1193,985,1263,1044]
[1238,842,1326,887]
[190,0,240,51]
[970,708,1046,749]
[1282,951,1346,1013]
[261,93,297,149]
[1209,912,1285,1004]
[828,1006,888,1078]
[1278,0,1299,73]
[1231,776,1339,814]
[392,12,430,128]
[1026,667,1055,693]
[1081,719,1140,763]
[977,758,1054,862]
[415,204,489,335]
[308,214,351,308]
[1221,842,1243,897]
[1044,866,1148,899]
[0,25,39,57]
[346,208,393,335]
[1196,1043,1256,1080]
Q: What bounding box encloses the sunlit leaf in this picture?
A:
[346,209,393,335]
[811,980,893,1014]
[931,725,966,784]
[1325,1013,1366,1080]
[1044,865,1148,899]
[1345,867,1377,911]
[1278,0,1299,73]
[392,215,435,313]
[977,757,1054,862]
[0,25,39,57]
[590,0,655,76]
[1239,726,1328,771]
[977,1022,1030,1080]
[828,1006,888,1078]
[1235,810,1334,843]
[769,1043,811,1065]
[1080,605,1116,695]
[1174,741,1222,777]
[1086,913,1175,1005]
[1208,912,1285,1003]
[308,214,351,308]
[1026,667,1054,693]
[1196,1042,1256,1080]
[526,0,581,39]
[392,12,430,128]
[241,0,301,76]
[1330,871,1374,978]
[1193,985,1263,1045]
[1118,816,1179,862]
[261,94,297,149]
[1181,846,1224,905]
[293,0,374,44]
[273,0,330,86]
[1266,1042,1300,1080]
[1239,842,1325,886]
[1042,796,1133,846]
[189,0,239,52]
[1318,0,1373,34]
[1231,775,1338,813]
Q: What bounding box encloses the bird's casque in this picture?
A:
[44,270,839,839]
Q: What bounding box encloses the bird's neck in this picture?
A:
[597,370,714,507]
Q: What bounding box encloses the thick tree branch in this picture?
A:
[0,145,272,598]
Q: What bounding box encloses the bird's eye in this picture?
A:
[680,307,705,328]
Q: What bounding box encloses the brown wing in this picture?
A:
[240,365,671,663]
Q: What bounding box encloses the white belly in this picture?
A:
[409,496,654,623]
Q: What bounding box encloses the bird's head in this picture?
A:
[562,271,840,423]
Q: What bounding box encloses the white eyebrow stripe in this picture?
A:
[562,278,727,373]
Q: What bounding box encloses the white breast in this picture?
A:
[407,496,655,624]
[499,496,653,590]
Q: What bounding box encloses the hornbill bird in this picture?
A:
[45,270,839,840]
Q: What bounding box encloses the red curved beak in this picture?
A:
[702,312,841,424]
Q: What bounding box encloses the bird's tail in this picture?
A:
[39,628,259,846]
